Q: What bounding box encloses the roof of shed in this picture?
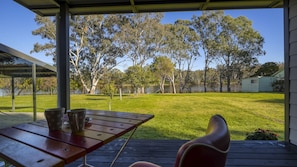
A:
[0,43,56,78]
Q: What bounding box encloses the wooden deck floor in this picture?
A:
[66,139,297,167]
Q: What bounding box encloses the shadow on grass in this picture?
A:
[85,94,130,101]
[254,99,284,104]
[85,97,107,101]
[86,94,130,97]
[124,125,207,140]
[0,106,32,112]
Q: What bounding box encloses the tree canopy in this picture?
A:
[192,11,265,92]
[29,11,270,94]
[150,56,175,93]
[253,62,279,76]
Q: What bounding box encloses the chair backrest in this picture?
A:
[174,114,230,167]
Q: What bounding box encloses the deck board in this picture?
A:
[65,139,297,167]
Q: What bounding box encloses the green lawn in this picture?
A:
[0,93,284,140]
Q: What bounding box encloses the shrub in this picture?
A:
[245,128,278,140]
[101,83,116,98]
[272,80,284,92]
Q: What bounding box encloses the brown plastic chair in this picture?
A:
[129,114,230,167]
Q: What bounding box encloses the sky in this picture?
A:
[0,0,284,70]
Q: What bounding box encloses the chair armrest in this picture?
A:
[129,161,161,167]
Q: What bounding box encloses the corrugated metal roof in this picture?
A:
[0,43,56,78]
[14,0,283,16]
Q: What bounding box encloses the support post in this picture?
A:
[56,2,70,110]
[284,0,290,143]
[11,77,15,112]
[32,63,37,121]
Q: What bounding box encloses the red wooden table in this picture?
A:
[0,110,154,167]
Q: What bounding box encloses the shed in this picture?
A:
[241,69,285,92]
[272,69,285,80]
[241,76,276,92]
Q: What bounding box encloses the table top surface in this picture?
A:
[0,110,154,167]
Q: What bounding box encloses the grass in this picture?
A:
[0,92,284,140]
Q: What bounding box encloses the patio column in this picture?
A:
[32,63,37,121]
[11,77,15,112]
[284,0,290,143]
[56,2,70,110]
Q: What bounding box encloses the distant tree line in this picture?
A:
[0,61,283,95]
[0,11,283,95]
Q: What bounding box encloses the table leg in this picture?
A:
[109,127,137,167]
[78,155,94,167]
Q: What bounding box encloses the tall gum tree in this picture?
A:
[114,13,165,93]
[114,13,165,67]
[150,56,175,93]
[191,11,223,92]
[163,20,200,93]
[31,15,125,94]
[216,14,265,92]
[192,11,265,92]
[176,20,200,93]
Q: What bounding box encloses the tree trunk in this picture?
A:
[219,73,223,92]
[169,73,176,94]
[179,72,183,93]
[203,66,207,93]
[159,77,165,93]
[227,75,231,92]
[89,86,96,94]
[76,70,90,93]
[171,80,176,94]
[226,56,231,92]
[17,89,23,95]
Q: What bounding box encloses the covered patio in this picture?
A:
[5,0,297,166]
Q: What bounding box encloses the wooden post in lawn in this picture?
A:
[109,96,112,111]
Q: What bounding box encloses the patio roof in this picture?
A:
[0,43,56,78]
[14,0,283,16]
